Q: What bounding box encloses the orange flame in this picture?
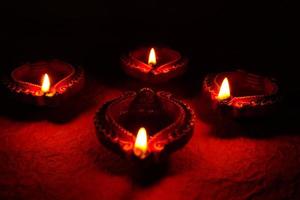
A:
[148,48,157,65]
[41,73,50,93]
[133,127,148,159]
[217,77,230,100]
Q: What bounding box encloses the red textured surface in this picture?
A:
[1,78,300,200]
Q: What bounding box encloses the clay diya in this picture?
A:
[2,60,84,106]
[94,88,194,161]
[203,70,280,118]
[121,47,188,83]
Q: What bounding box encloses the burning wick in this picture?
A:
[217,77,231,101]
[41,73,51,93]
[133,127,148,159]
[148,48,157,66]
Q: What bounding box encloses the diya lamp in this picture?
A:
[203,70,280,118]
[121,47,188,83]
[94,88,194,163]
[2,60,85,106]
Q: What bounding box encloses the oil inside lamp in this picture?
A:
[133,127,148,159]
[148,48,157,66]
[41,73,51,93]
[217,77,230,101]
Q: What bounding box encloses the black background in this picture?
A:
[0,0,295,90]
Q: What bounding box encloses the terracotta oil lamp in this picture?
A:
[203,70,280,118]
[94,88,194,161]
[2,60,85,106]
[121,47,188,83]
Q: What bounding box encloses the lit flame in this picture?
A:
[41,73,50,93]
[217,77,231,100]
[133,127,148,159]
[148,48,157,65]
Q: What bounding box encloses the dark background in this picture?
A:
[0,1,294,89]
